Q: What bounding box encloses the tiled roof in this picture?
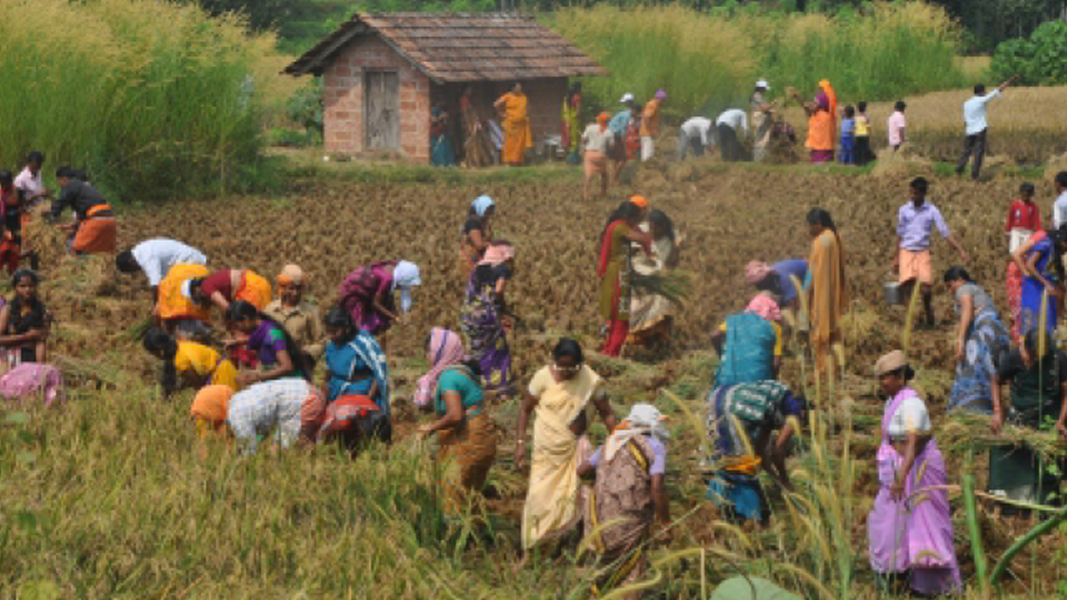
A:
[284,13,607,82]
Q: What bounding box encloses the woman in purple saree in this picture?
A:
[460,242,515,397]
[868,350,961,595]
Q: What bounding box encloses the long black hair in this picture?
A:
[648,209,675,242]
[943,266,973,284]
[143,328,179,394]
[806,208,837,235]
[553,338,584,364]
[1047,226,1067,282]
[226,300,310,380]
[7,269,45,335]
[323,308,356,345]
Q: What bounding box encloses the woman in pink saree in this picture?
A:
[868,350,961,595]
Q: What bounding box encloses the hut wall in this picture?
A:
[323,35,431,162]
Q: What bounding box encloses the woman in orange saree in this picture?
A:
[494,83,532,166]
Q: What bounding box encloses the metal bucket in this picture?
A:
[884,281,903,306]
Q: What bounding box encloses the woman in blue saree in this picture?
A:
[320,309,391,453]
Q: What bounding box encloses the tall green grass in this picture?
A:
[0,0,291,202]
[553,3,965,119]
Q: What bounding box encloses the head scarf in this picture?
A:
[746,293,782,323]
[190,385,234,422]
[392,261,421,313]
[597,111,610,131]
[744,260,772,285]
[629,195,648,209]
[277,264,304,286]
[604,403,669,461]
[478,243,515,267]
[471,195,495,217]
[413,328,466,407]
[655,89,667,100]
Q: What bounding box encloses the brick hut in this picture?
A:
[284,13,606,163]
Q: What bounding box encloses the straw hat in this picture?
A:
[874,350,909,377]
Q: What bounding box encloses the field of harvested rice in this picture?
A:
[3,156,1067,598]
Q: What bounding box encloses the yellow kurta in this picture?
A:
[522,364,603,550]
[498,92,532,166]
[175,341,238,391]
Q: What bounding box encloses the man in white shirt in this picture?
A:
[715,108,748,162]
[1054,171,1067,230]
[14,151,50,207]
[677,116,713,161]
[115,238,207,313]
[956,76,1017,180]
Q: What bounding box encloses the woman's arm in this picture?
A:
[0,306,37,345]
[892,432,923,500]
[238,348,295,386]
[593,390,618,432]
[651,474,670,525]
[420,391,464,434]
[1012,237,1038,274]
[955,293,974,364]
[624,229,653,257]
[210,291,230,312]
[514,391,539,469]
[990,373,1006,435]
[371,291,401,323]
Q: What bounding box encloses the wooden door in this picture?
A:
[364,71,399,152]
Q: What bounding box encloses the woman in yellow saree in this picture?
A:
[515,338,617,553]
[806,208,848,381]
[494,83,532,166]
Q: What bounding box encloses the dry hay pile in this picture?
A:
[870,145,934,178]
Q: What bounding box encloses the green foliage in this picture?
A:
[991,20,1067,86]
[554,4,964,119]
[287,78,325,143]
[0,0,287,202]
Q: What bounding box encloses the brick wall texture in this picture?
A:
[323,34,570,164]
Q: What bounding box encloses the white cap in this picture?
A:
[756,79,769,90]
[619,92,635,104]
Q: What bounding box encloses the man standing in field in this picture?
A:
[893,177,968,328]
[750,80,774,162]
[957,76,1017,181]
[715,108,748,162]
[640,90,666,161]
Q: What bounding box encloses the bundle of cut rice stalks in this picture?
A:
[939,411,1066,462]
[631,270,693,306]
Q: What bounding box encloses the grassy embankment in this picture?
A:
[0,0,297,202]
